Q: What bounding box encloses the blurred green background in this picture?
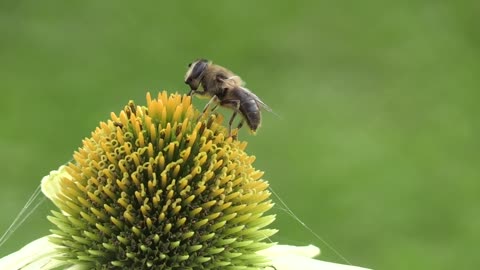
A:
[1,1,478,269]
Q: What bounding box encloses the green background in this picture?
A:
[1,1,478,269]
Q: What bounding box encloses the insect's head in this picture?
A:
[185,59,210,94]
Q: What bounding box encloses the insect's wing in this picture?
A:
[254,95,273,112]
[241,87,277,115]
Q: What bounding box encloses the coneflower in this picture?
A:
[0,91,371,270]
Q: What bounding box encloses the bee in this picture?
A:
[184,59,272,137]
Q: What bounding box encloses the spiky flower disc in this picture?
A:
[46,92,277,269]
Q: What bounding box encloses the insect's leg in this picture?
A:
[237,119,244,130]
[228,111,238,137]
[220,99,241,137]
[210,104,219,112]
[197,95,219,122]
[202,96,220,114]
[229,119,245,140]
[190,88,210,98]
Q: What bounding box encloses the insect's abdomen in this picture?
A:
[240,99,261,131]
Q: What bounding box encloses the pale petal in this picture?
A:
[40,165,72,208]
[259,244,372,270]
[0,235,69,270]
[259,244,321,258]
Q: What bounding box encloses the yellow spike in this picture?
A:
[161,107,167,125]
[182,94,191,109]
[198,154,208,166]
[174,124,183,142]
[102,168,114,180]
[180,147,191,161]
[224,192,241,202]
[118,160,128,174]
[76,196,91,208]
[110,112,120,122]
[111,216,123,229]
[135,190,143,203]
[148,99,157,117]
[173,205,182,215]
[90,207,106,220]
[138,131,145,148]
[173,105,182,123]
[201,200,217,209]
[80,211,96,225]
[87,191,103,205]
[104,204,117,216]
[165,142,175,161]
[131,153,140,167]
[181,118,189,134]
[194,185,206,195]
[163,223,172,233]
[210,188,225,198]
[193,219,209,229]
[201,171,214,183]
[167,94,175,112]
[96,223,112,235]
[167,189,174,200]
[213,160,223,171]
[131,171,140,187]
[172,164,180,178]
[133,121,142,140]
[146,162,153,178]
[161,172,167,188]
[102,184,117,200]
[178,177,189,191]
[100,122,110,134]
[146,217,153,230]
[250,170,264,180]
[184,194,195,205]
[119,110,129,127]
[149,124,157,143]
[190,166,201,178]
[124,142,132,155]
[146,92,152,106]
[200,140,213,153]
[189,207,202,218]
[165,123,172,141]
[188,128,199,147]
[117,197,129,209]
[160,91,168,104]
[148,174,157,194]
[106,152,117,164]
[206,212,221,221]
[73,181,87,194]
[176,217,187,227]
[140,205,149,216]
[144,113,152,129]
[123,211,135,224]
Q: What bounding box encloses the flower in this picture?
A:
[0,92,371,270]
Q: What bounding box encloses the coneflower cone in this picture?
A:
[45,92,277,269]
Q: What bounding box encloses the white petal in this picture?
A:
[259,244,372,270]
[40,165,72,208]
[259,244,321,258]
[0,235,71,270]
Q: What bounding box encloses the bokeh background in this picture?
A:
[1,1,478,269]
